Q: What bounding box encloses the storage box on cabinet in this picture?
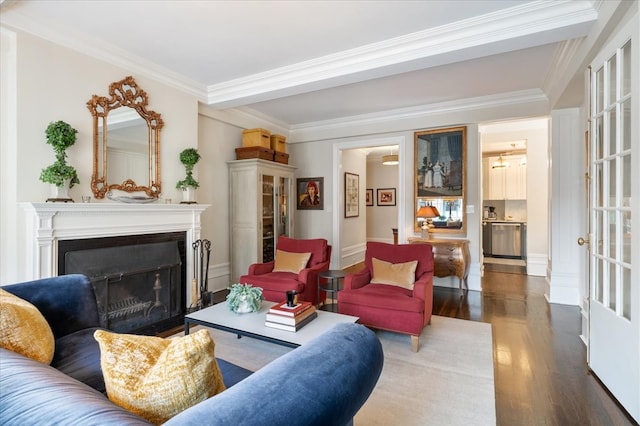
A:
[274,151,289,164]
[235,146,274,161]
[270,134,287,153]
[242,128,271,148]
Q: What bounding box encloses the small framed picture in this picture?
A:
[366,189,374,206]
[297,177,324,210]
[377,188,396,206]
[344,172,359,218]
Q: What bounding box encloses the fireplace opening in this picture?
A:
[59,232,186,335]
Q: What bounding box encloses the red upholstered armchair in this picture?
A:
[338,241,434,352]
[239,236,331,306]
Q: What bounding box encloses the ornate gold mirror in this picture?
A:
[87,76,163,199]
[414,126,466,235]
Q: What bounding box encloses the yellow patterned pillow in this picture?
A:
[0,288,55,364]
[272,249,312,274]
[94,329,225,424]
[370,257,418,290]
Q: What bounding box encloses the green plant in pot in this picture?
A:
[176,148,201,202]
[39,121,80,199]
[226,283,264,314]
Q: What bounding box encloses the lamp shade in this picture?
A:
[382,154,399,165]
[417,206,440,219]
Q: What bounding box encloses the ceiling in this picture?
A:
[1,0,598,128]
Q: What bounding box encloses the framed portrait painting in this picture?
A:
[297,177,324,210]
[376,188,396,206]
[344,172,359,218]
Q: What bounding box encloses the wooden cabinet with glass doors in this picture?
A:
[228,159,295,282]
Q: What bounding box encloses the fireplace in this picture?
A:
[59,233,186,335]
[20,202,209,334]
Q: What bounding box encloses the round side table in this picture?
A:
[317,270,346,312]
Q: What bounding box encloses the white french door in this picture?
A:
[586,14,639,423]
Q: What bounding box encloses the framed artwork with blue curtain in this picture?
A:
[414,126,466,234]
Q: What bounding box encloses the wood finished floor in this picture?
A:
[343,264,635,425]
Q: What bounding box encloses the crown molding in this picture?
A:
[205,0,597,107]
[0,9,208,101]
[283,89,548,139]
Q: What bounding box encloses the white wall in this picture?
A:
[1,28,198,284]
[366,159,398,243]
[338,149,368,269]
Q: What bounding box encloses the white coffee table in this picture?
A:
[185,301,359,348]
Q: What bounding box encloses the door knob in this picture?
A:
[577,236,590,246]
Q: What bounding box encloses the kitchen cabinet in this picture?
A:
[484,155,527,200]
[228,159,295,282]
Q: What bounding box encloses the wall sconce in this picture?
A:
[417,205,440,239]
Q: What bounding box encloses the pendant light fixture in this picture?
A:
[492,154,510,169]
[382,154,399,165]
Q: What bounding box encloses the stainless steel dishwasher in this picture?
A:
[491,222,522,257]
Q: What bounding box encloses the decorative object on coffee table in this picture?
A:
[177,148,201,204]
[39,120,79,202]
[226,283,264,314]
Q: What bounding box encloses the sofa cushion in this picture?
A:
[273,249,312,273]
[0,288,55,364]
[370,257,418,290]
[53,327,106,393]
[277,236,328,266]
[94,329,226,424]
[0,348,150,425]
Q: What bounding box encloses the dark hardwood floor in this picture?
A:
[432,268,636,425]
[208,264,634,424]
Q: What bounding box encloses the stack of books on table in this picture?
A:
[265,301,317,332]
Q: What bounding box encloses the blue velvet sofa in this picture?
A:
[0,275,383,425]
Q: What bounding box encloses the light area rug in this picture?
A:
[185,315,495,426]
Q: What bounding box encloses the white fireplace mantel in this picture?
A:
[21,202,209,283]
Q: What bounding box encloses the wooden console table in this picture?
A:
[408,237,470,295]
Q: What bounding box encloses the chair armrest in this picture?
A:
[247,261,274,276]
[165,323,383,426]
[413,272,434,326]
[344,269,371,290]
[298,260,329,284]
[411,274,433,301]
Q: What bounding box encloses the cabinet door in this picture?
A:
[261,174,276,262]
[275,174,292,239]
[482,158,491,200]
[504,155,527,199]
[488,157,506,199]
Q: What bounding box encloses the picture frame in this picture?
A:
[414,126,466,234]
[296,177,324,210]
[365,189,374,206]
[344,172,359,218]
[376,188,396,206]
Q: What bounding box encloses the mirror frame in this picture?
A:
[87,76,163,199]
[414,126,467,235]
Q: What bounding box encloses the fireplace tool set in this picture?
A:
[192,239,212,309]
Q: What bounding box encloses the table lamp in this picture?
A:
[417,206,440,239]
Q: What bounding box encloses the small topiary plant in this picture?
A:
[176,148,201,190]
[39,121,80,188]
